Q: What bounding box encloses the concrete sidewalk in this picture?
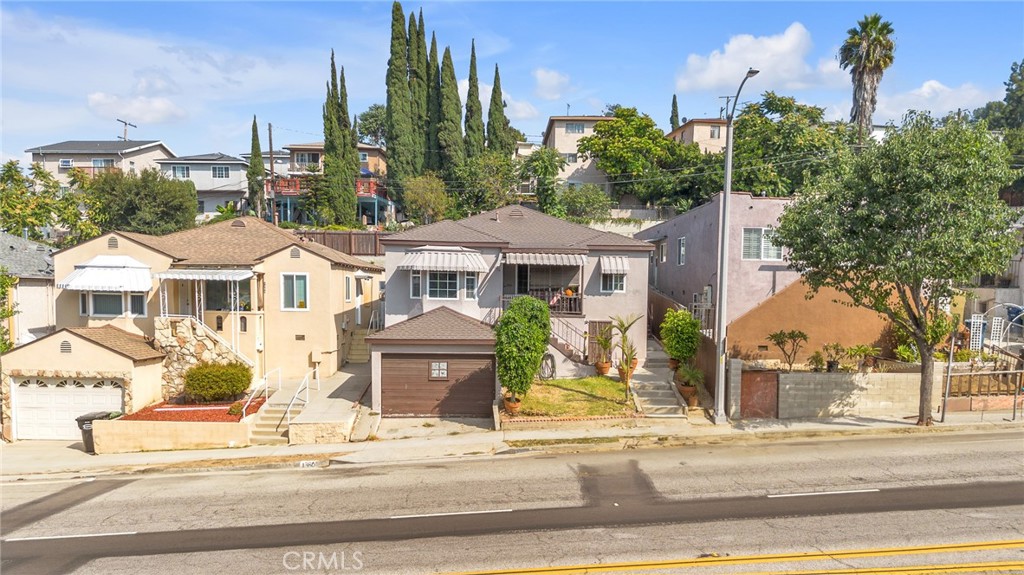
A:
[2,408,1021,480]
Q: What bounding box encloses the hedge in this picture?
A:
[184,362,253,402]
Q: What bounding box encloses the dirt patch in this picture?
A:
[122,398,265,422]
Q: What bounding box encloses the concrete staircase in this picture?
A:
[347,331,370,364]
[630,338,686,418]
[549,336,585,364]
[249,403,304,445]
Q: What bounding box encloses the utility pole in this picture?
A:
[268,123,279,226]
[717,96,732,119]
[116,118,137,141]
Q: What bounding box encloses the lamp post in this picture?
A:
[712,67,759,425]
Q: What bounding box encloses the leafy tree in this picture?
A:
[839,13,896,143]
[766,330,809,372]
[1004,60,1024,129]
[357,104,388,147]
[385,0,415,203]
[402,173,450,224]
[577,107,669,199]
[464,40,486,159]
[453,151,520,215]
[339,66,361,223]
[437,46,465,178]
[602,103,624,117]
[521,147,566,216]
[659,308,701,364]
[86,168,197,235]
[486,64,516,157]
[0,266,15,353]
[407,13,426,175]
[774,112,1019,426]
[425,33,442,173]
[670,95,680,131]
[245,116,264,218]
[0,161,98,245]
[561,183,612,220]
[495,296,550,402]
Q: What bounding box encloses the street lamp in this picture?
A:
[712,67,759,425]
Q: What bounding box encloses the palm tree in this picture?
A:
[839,13,895,143]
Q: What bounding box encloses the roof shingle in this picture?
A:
[67,326,165,362]
[0,233,54,279]
[367,307,495,344]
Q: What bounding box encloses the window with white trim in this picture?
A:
[211,166,229,178]
[92,158,114,169]
[562,153,578,164]
[428,271,458,299]
[295,152,320,167]
[91,293,123,316]
[359,152,368,162]
[429,361,449,380]
[710,125,721,139]
[59,159,74,169]
[677,237,686,265]
[345,275,353,302]
[742,228,783,261]
[410,270,422,298]
[77,291,148,317]
[601,273,625,293]
[565,122,584,134]
[129,293,146,316]
[465,273,478,300]
[282,273,309,310]
[657,243,666,263]
[172,166,190,179]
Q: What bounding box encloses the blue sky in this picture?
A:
[3,1,1021,164]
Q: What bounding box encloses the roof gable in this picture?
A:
[3,325,164,363]
[367,307,495,344]
[25,140,173,156]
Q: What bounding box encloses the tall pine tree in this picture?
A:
[385,1,414,203]
[415,9,429,172]
[464,40,486,159]
[486,64,515,156]
[337,66,359,226]
[670,95,680,130]
[438,46,465,177]
[407,13,425,175]
[320,51,347,225]
[425,33,442,172]
[246,115,264,218]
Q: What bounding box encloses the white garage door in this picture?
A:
[14,379,124,440]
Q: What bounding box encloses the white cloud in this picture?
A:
[533,68,570,101]
[87,93,187,124]
[873,80,1003,124]
[676,22,846,93]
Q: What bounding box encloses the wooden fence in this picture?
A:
[295,230,390,256]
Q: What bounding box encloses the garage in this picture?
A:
[381,354,495,417]
[368,307,498,419]
[14,379,124,440]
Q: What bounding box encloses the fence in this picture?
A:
[946,370,1023,397]
[296,230,389,256]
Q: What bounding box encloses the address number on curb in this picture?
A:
[298,460,319,468]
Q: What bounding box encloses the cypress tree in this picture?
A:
[246,115,264,218]
[337,66,358,226]
[670,95,680,130]
[486,64,515,156]
[438,46,465,177]
[407,13,425,175]
[425,33,442,172]
[464,40,485,159]
[415,9,429,171]
[320,51,345,225]
[385,0,414,203]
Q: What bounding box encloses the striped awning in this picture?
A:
[155,269,254,282]
[599,255,630,274]
[504,253,586,266]
[58,255,152,292]
[397,247,488,272]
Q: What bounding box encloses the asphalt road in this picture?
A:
[2,430,1022,574]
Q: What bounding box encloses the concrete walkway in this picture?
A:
[267,363,370,443]
[630,338,687,417]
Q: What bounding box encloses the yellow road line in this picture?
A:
[442,540,1024,575]
[727,560,1024,575]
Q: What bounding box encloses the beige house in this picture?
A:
[25,140,176,189]
[541,116,612,193]
[283,142,387,177]
[155,153,250,222]
[666,118,727,154]
[1,233,56,346]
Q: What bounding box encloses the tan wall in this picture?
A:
[202,311,262,369]
[130,359,165,412]
[11,278,55,345]
[777,371,943,418]
[2,331,135,373]
[54,233,173,335]
[92,419,250,453]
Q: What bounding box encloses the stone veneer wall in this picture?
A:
[153,316,249,399]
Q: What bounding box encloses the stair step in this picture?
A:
[637,390,677,399]
[643,406,687,416]
[250,436,289,445]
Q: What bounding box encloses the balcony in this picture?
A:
[502,289,582,317]
[266,177,306,196]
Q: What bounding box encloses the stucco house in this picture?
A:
[635,192,889,365]
[370,205,653,417]
[155,153,249,221]
[1,233,56,346]
[666,118,728,154]
[542,116,613,193]
[25,140,176,190]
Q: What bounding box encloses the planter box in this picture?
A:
[92,418,251,454]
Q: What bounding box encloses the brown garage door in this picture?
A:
[381,354,496,417]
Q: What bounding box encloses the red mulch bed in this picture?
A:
[122,397,266,422]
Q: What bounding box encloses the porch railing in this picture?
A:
[241,368,281,418]
[551,317,588,362]
[501,290,582,316]
[286,367,320,427]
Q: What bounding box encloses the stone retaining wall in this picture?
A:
[153,316,248,399]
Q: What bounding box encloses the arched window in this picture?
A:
[215,316,224,331]
[239,316,247,332]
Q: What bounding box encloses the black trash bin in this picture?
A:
[75,412,111,454]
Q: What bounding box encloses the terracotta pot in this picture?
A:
[617,366,632,383]
[503,397,521,415]
[631,358,639,369]
[668,358,680,370]
[678,384,697,400]
[686,394,700,408]
[595,361,612,376]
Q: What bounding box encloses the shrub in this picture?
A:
[184,362,253,402]
[767,330,808,372]
[660,308,701,364]
[495,297,550,401]
[277,220,300,229]
[227,401,244,416]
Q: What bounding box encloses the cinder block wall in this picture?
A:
[777,372,943,419]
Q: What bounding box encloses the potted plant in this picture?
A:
[495,297,549,415]
[823,342,845,372]
[846,344,881,372]
[808,351,826,372]
[660,308,701,372]
[611,313,643,370]
[593,325,614,376]
[675,363,704,407]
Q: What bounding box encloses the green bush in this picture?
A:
[659,308,701,364]
[495,297,550,401]
[184,362,253,402]
[277,220,300,229]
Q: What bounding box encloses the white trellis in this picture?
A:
[969,313,984,351]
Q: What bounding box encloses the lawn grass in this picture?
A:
[519,376,633,417]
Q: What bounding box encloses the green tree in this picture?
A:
[357,104,388,147]
[486,64,516,157]
[973,61,1024,131]
[577,107,669,199]
[407,12,426,175]
[670,95,680,130]
[453,151,521,215]
[0,266,16,353]
[339,66,360,226]
[464,40,486,159]
[561,183,612,220]
[246,116,264,218]
[774,112,1020,426]
[521,147,566,216]
[425,33,442,173]
[86,168,197,235]
[495,296,550,402]
[402,173,450,224]
[659,308,701,364]
[437,46,465,178]
[0,162,98,245]
[386,1,415,203]
[839,13,896,143]
[414,10,429,173]
[322,52,356,226]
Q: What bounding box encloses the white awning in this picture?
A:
[154,269,254,282]
[504,253,586,266]
[353,270,376,280]
[397,247,488,272]
[599,255,630,274]
[58,255,152,292]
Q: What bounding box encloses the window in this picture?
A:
[429,361,449,380]
[91,293,123,316]
[282,273,309,310]
[58,185,70,198]
[565,122,585,134]
[601,273,625,293]
[59,159,74,169]
[172,166,190,179]
[129,161,136,174]
[562,153,578,164]
[197,200,206,213]
[240,317,247,332]
[677,237,686,265]
[129,293,146,316]
[465,273,478,300]
[92,158,114,169]
[657,243,666,263]
[410,271,422,298]
[359,152,368,162]
[345,276,353,302]
[742,228,783,261]
[295,152,320,166]
[79,293,88,316]
[205,281,251,311]
[710,126,721,139]
[212,166,229,178]
[215,316,224,331]
[427,271,458,299]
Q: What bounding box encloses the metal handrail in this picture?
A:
[366,309,379,336]
[551,316,588,361]
[285,366,319,427]
[161,314,255,367]
[240,368,280,418]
